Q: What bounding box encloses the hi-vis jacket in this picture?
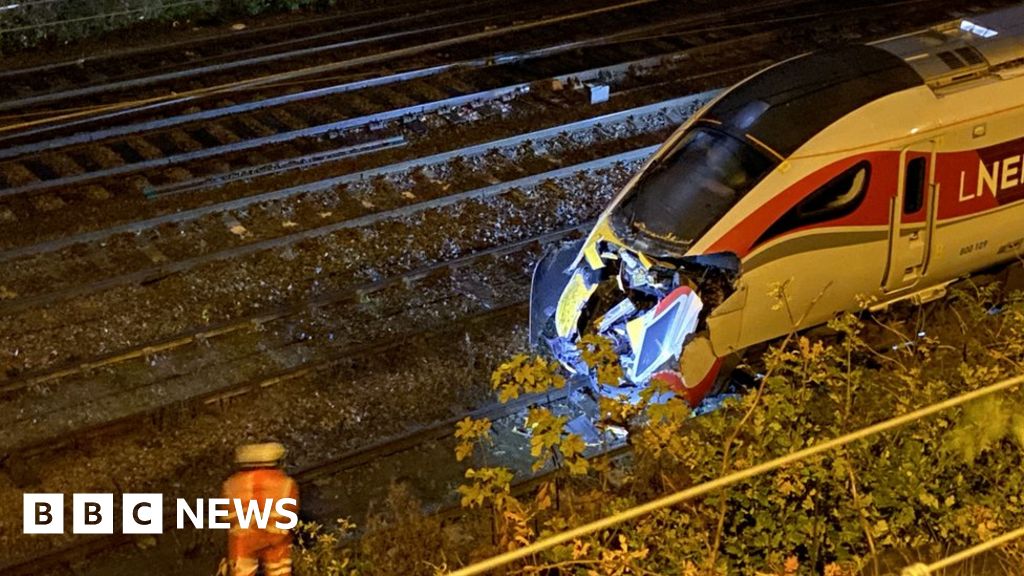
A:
[222,468,299,534]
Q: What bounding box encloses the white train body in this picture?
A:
[529,6,1024,404]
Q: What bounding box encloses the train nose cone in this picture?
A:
[529,238,585,347]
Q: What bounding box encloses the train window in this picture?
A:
[756,161,871,244]
[903,157,927,214]
[608,126,777,250]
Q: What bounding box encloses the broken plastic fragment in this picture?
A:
[555,271,597,338]
[625,286,702,382]
[597,298,636,333]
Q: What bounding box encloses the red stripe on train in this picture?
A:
[704,138,1024,259]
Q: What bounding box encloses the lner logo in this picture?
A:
[23,493,297,534]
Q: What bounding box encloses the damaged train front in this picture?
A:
[529,124,777,406]
[529,221,738,406]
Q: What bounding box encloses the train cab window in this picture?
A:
[903,157,927,214]
[608,126,777,251]
[756,161,871,244]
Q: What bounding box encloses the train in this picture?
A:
[529,5,1024,405]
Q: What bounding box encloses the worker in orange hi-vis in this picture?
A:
[222,442,299,576]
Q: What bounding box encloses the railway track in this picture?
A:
[0,229,557,456]
[0,128,656,455]
[7,292,1003,576]
[1,349,615,576]
[0,0,998,252]
[0,99,695,383]
[0,0,511,100]
[5,274,993,576]
[0,45,717,208]
[0,137,643,570]
[0,0,985,310]
[0,0,632,112]
[0,95,711,312]
[0,3,789,205]
[2,1,1019,573]
[0,0,712,119]
[0,42,762,254]
[0,0,1009,486]
[0,238,590,573]
[1,0,1004,381]
[0,107,682,454]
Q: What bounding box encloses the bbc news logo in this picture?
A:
[24,493,298,534]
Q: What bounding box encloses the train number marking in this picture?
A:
[997,237,1024,255]
[959,239,988,256]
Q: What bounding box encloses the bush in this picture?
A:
[295,280,1024,575]
[0,0,339,55]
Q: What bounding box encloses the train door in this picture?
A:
[883,139,938,292]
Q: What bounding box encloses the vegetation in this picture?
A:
[0,0,342,54]
[295,276,1024,575]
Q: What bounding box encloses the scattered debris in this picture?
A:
[586,83,610,104]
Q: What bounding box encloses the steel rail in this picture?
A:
[0,342,587,575]
[0,220,591,453]
[0,93,710,263]
[0,0,499,82]
[11,13,504,104]
[1,130,641,393]
[0,43,739,202]
[0,0,797,145]
[144,135,409,198]
[0,0,664,114]
[0,9,741,156]
[0,306,529,574]
[0,0,938,148]
[0,96,694,406]
[0,145,653,316]
[0,84,535,194]
[9,277,1006,574]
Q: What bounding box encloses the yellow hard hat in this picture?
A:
[235,442,286,467]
